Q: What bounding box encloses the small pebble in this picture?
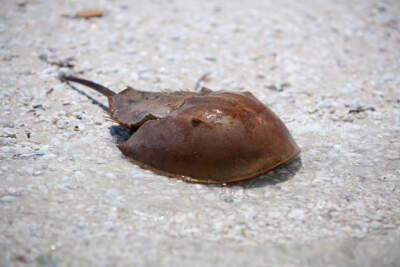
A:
[370,221,381,230]
[33,170,42,176]
[307,107,318,114]
[56,119,70,129]
[0,195,19,203]
[1,128,17,138]
[138,70,154,81]
[1,121,14,128]
[105,188,119,199]
[317,99,335,109]
[1,146,11,152]
[19,70,32,75]
[105,173,117,179]
[288,209,305,220]
[12,152,44,159]
[382,73,394,82]
[265,84,280,92]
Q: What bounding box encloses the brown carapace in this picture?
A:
[60,74,300,184]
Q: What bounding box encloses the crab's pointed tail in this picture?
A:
[59,73,116,97]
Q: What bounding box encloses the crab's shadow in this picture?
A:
[67,83,109,112]
[234,156,303,188]
[109,125,133,144]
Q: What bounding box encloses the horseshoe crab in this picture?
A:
[60,74,300,184]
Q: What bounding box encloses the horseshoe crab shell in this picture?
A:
[60,75,300,184]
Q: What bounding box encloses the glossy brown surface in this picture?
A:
[60,75,300,184]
